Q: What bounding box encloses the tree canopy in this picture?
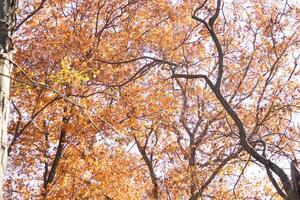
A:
[4,0,300,199]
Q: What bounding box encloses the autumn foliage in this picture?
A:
[4,0,300,199]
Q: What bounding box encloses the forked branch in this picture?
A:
[171,72,293,198]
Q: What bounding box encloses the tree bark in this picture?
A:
[0,0,16,198]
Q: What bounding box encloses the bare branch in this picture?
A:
[14,0,47,31]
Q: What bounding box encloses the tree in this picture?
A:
[0,0,16,198]
[4,0,300,199]
[170,0,300,199]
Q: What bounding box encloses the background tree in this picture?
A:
[0,0,16,198]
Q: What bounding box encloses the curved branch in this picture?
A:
[192,0,224,91]
[171,73,292,197]
[208,0,221,27]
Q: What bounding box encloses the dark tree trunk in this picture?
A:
[290,160,300,200]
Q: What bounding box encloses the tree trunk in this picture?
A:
[0,0,16,198]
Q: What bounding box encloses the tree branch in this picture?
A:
[134,135,159,199]
[171,73,293,197]
[192,0,224,91]
[44,106,69,192]
[14,0,47,31]
[8,96,61,155]
[190,148,242,199]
